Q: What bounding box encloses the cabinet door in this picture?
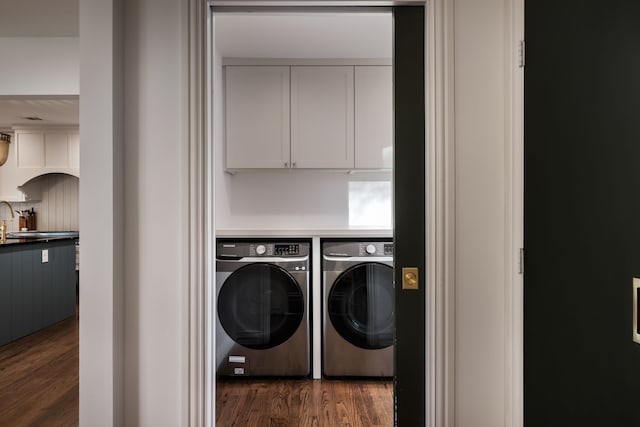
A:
[44,133,69,168]
[17,132,45,168]
[68,133,80,168]
[10,249,26,341]
[52,243,76,321]
[15,130,80,170]
[0,252,11,345]
[225,66,290,169]
[291,66,354,169]
[355,66,393,169]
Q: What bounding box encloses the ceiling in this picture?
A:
[0,0,79,129]
[214,12,392,59]
[0,7,391,129]
[0,0,78,37]
[0,98,79,129]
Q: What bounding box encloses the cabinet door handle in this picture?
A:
[634,278,640,344]
[292,162,297,168]
[284,162,288,167]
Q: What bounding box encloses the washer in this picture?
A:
[322,239,394,377]
[216,239,311,377]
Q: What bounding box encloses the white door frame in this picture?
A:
[504,0,524,425]
[184,1,524,426]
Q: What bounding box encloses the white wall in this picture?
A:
[79,0,124,425]
[216,170,392,231]
[78,1,514,426]
[453,0,508,425]
[0,37,79,96]
[80,0,186,424]
[122,0,185,426]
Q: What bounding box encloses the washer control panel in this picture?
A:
[217,241,309,258]
[357,242,393,257]
[275,244,300,256]
[249,243,301,256]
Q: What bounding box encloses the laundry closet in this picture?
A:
[212,10,395,425]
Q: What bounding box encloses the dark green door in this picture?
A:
[525,1,640,425]
[394,6,426,426]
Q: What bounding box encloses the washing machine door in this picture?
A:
[328,262,394,349]
[218,263,304,350]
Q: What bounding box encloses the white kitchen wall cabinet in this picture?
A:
[16,129,79,171]
[0,128,79,201]
[15,132,45,168]
[355,66,393,169]
[291,66,354,169]
[68,133,80,168]
[225,66,290,169]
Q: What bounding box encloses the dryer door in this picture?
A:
[218,263,304,350]
[328,262,394,349]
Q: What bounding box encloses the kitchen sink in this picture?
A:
[6,231,79,239]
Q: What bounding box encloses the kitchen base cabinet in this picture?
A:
[0,240,76,346]
[0,253,11,344]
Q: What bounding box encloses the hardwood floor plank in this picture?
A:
[0,312,78,427]
[1,310,393,427]
[216,378,393,427]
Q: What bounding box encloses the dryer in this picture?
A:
[322,239,394,377]
[216,239,311,377]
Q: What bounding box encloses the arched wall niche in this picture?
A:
[19,172,79,201]
[0,172,81,232]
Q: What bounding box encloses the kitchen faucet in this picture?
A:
[0,200,15,242]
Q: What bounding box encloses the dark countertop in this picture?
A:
[0,236,78,248]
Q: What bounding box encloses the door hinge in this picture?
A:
[518,40,525,68]
[518,248,524,274]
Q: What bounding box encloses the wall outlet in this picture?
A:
[42,249,49,263]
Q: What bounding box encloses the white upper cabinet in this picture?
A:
[0,128,79,201]
[223,62,392,171]
[16,129,79,171]
[355,66,393,169]
[68,133,80,169]
[44,133,70,168]
[16,132,45,168]
[291,66,354,169]
[225,66,290,169]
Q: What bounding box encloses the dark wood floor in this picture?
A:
[216,378,394,427]
[0,310,393,427]
[0,311,79,427]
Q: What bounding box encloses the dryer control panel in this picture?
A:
[323,240,393,258]
[357,242,394,257]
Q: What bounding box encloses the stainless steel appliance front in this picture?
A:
[216,239,311,377]
[322,239,394,377]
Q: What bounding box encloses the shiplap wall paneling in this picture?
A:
[39,174,79,231]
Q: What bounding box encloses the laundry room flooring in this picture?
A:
[216,378,394,426]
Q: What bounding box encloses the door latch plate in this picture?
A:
[402,267,419,290]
